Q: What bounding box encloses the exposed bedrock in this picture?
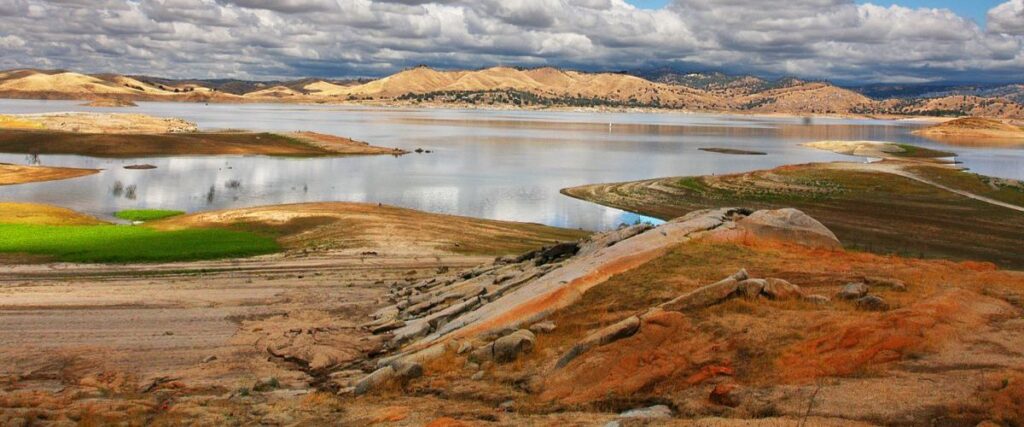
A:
[345,207,844,394]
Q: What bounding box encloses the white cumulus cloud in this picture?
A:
[0,0,1018,82]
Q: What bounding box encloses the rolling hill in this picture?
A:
[0,67,1021,119]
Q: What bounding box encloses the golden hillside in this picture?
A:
[0,71,140,95]
[1,66,1021,119]
[895,95,1024,119]
[738,82,877,115]
[242,85,305,98]
[306,66,723,109]
[0,69,238,101]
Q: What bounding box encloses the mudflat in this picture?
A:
[0,163,98,185]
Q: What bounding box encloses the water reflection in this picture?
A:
[0,100,1021,230]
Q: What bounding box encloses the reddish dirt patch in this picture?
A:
[540,310,731,405]
[776,288,1016,382]
[370,405,410,423]
[425,417,473,427]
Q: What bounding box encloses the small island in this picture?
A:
[82,98,139,108]
[913,117,1024,144]
[699,147,767,155]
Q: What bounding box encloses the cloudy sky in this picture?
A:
[0,0,1022,83]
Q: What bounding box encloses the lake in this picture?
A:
[1,100,1021,230]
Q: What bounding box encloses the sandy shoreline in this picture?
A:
[0,95,958,123]
[0,163,98,185]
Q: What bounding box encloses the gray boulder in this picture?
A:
[529,320,557,334]
[619,404,673,419]
[838,282,869,300]
[762,278,803,300]
[470,329,536,363]
[864,276,908,292]
[353,366,394,395]
[737,279,766,299]
[856,295,890,311]
[555,315,641,368]
[737,208,841,249]
[660,269,748,311]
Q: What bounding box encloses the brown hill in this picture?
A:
[0,69,241,102]
[312,66,724,109]
[0,71,139,95]
[888,95,1024,119]
[0,67,1021,119]
[737,82,877,115]
[242,85,305,99]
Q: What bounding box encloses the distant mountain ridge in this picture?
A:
[0,67,1021,119]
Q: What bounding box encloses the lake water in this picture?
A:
[1,100,1021,230]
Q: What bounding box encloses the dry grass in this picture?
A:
[0,202,104,225]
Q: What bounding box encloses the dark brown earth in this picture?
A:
[0,129,404,157]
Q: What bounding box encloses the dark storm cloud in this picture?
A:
[0,0,1020,83]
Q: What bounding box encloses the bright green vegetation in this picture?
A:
[0,224,279,263]
[891,143,955,159]
[115,209,185,221]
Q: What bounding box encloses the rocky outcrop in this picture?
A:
[737,208,841,249]
[660,270,748,311]
[554,269,817,370]
[349,208,841,394]
[555,315,641,368]
[469,329,535,363]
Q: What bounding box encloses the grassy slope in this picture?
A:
[563,164,1024,268]
[0,202,587,263]
[890,143,955,158]
[0,203,278,263]
[115,209,185,221]
[0,224,279,263]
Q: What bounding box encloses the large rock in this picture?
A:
[619,405,672,419]
[838,282,869,300]
[354,366,395,395]
[737,279,766,299]
[737,208,841,249]
[864,276,908,292]
[470,329,536,363]
[493,329,536,362]
[555,315,642,368]
[660,269,748,311]
[856,295,890,311]
[529,320,556,334]
[577,223,653,257]
[762,278,804,300]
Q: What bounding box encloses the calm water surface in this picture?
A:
[0,100,1021,230]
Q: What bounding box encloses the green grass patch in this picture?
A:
[0,224,279,263]
[891,143,955,159]
[115,209,185,221]
[674,177,706,192]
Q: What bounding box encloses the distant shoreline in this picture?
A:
[0,95,954,123]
